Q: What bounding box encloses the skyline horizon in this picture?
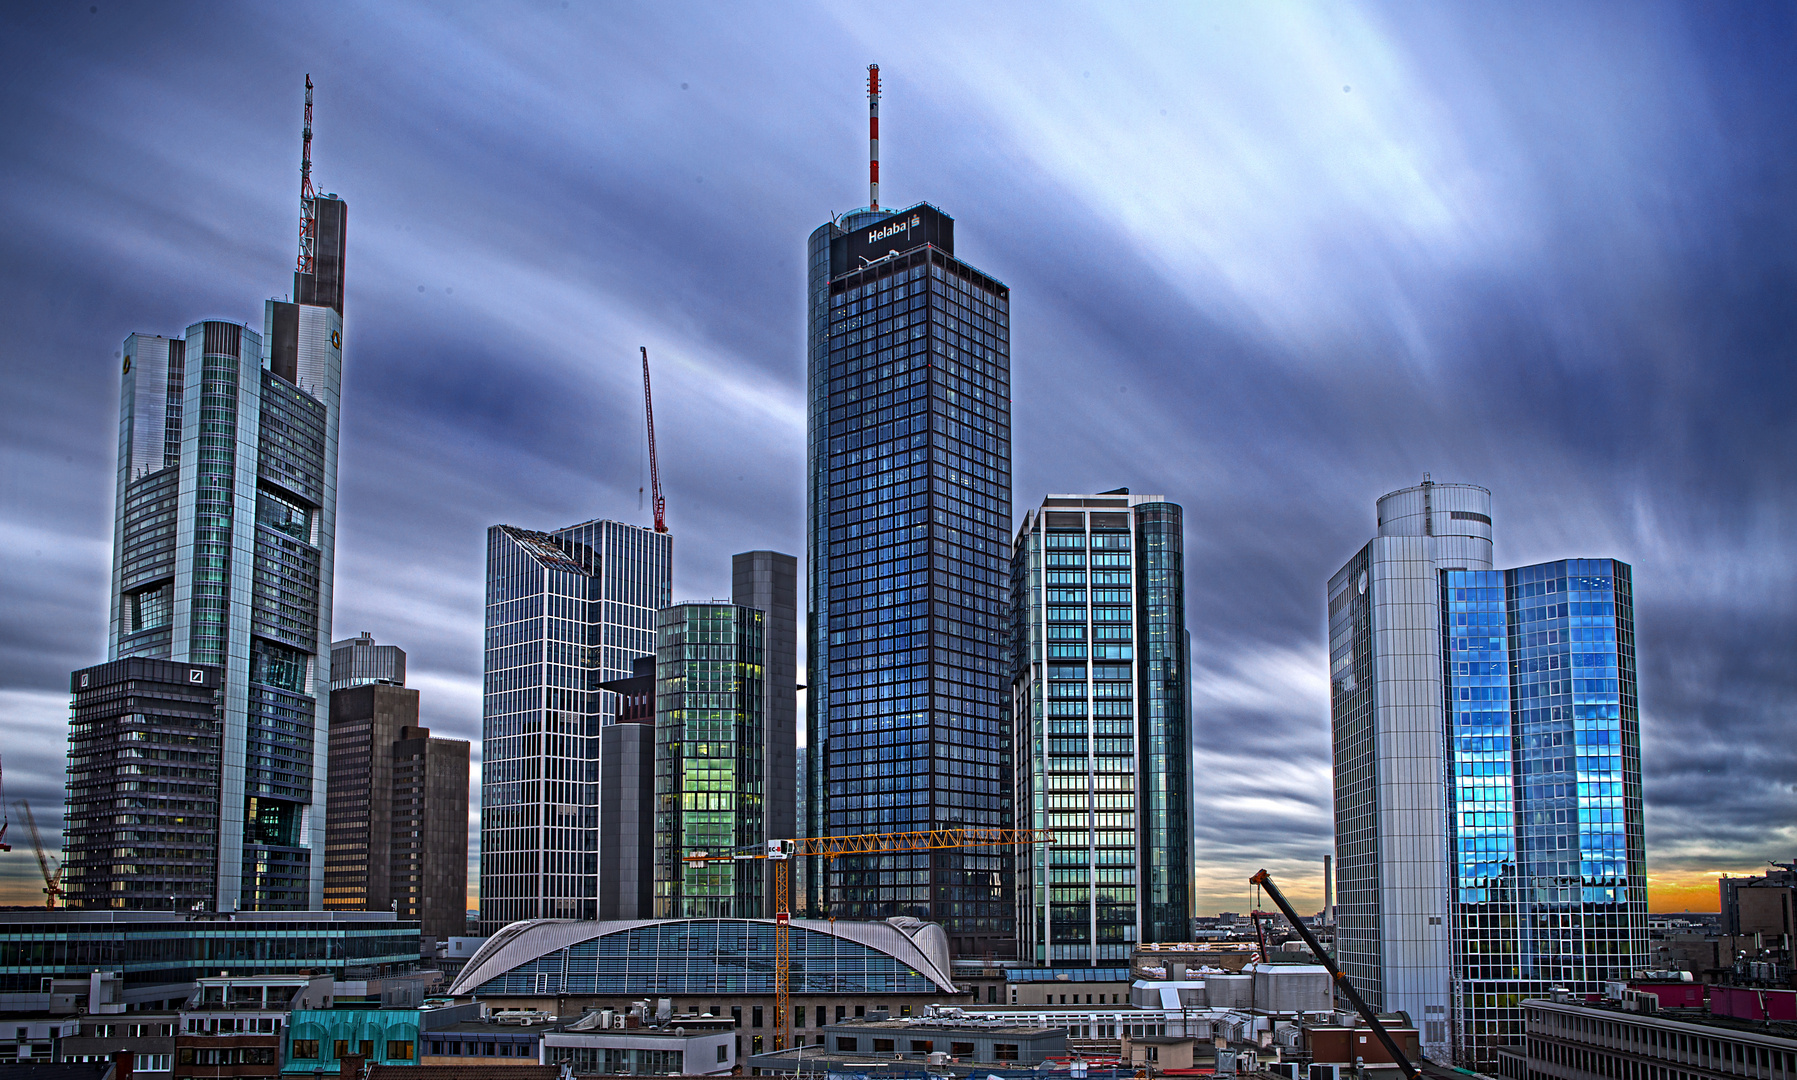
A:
[3,4,1790,923]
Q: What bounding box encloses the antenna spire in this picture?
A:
[866,64,880,211]
[296,75,316,276]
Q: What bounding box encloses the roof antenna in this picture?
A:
[296,75,316,276]
[866,64,881,212]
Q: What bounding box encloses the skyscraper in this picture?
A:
[734,549,799,915]
[70,145,347,910]
[806,201,1014,955]
[330,632,407,690]
[323,665,471,944]
[479,519,671,929]
[652,602,767,919]
[1010,492,1192,962]
[1329,480,1646,1067]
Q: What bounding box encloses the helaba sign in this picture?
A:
[832,204,955,276]
[866,214,923,245]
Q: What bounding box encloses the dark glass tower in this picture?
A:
[806,203,1014,956]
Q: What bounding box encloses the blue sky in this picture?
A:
[1,2,1792,913]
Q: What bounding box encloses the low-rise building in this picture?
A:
[1495,993,1797,1080]
[540,1012,735,1075]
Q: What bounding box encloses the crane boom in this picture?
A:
[1250,869,1420,1080]
[689,827,1053,1052]
[640,346,667,533]
[0,753,10,851]
[19,802,64,909]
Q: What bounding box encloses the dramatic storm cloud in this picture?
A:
[1,3,1791,912]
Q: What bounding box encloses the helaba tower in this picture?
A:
[805,65,1014,956]
[65,79,346,912]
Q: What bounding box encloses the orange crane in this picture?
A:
[18,801,65,909]
[689,826,1052,1052]
[639,346,667,534]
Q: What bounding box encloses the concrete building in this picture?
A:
[324,681,470,943]
[74,169,347,912]
[539,1012,736,1075]
[597,656,656,921]
[1010,491,1192,962]
[479,520,672,929]
[732,550,799,916]
[806,199,1015,957]
[1720,860,1796,950]
[1495,992,1797,1080]
[330,633,406,691]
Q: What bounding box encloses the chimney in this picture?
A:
[340,1053,365,1080]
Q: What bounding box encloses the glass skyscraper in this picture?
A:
[1328,480,1646,1068]
[652,602,766,919]
[805,203,1013,956]
[70,193,348,912]
[479,519,671,929]
[1010,492,1192,962]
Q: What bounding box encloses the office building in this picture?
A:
[597,656,655,920]
[0,911,418,1011]
[1495,991,1797,1080]
[1329,479,1647,1067]
[63,658,224,911]
[652,602,767,919]
[733,550,799,913]
[1009,491,1193,962]
[324,679,470,943]
[806,201,1014,956]
[330,632,406,690]
[479,519,671,929]
[71,163,347,910]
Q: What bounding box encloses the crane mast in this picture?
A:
[0,752,10,851]
[18,802,64,909]
[640,346,667,533]
[296,75,316,276]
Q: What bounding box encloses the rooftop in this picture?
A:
[1528,997,1797,1044]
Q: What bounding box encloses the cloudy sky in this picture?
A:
[1,3,1791,914]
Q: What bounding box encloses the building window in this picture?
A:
[795,1006,806,1028]
[909,1041,932,1054]
[716,1045,728,1063]
[291,1041,319,1060]
[952,1042,975,1057]
[387,1041,413,1060]
[837,1038,859,1052]
[995,1044,1019,1062]
[333,1040,349,1059]
[874,1040,895,1052]
[753,1006,764,1028]
[134,1054,172,1073]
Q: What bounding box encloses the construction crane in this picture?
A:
[639,346,667,534]
[0,752,10,851]
[18,802,65,909]
[689,826,1052,1052]
[1250,869,1419,1080]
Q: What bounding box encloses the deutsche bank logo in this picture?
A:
[189,669,206,684]
[80,674,90,688]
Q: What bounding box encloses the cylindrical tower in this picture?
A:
[1376,478,1493,569]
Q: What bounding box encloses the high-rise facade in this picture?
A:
[330,632,406,690]
[479,520,671,929]
[1329,480,1647,1068]
[597,656,656,920]
[652,603,767,919]
[1009,492,1192,962]
[64,658,223,911]
[323,680,470,944]
[806,203,1014,956]
[72,183,348,911]
[733,550,799,914]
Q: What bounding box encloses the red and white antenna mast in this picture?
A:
[866,63,880,211]
[296,74,317,275]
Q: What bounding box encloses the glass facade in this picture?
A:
[465,920,942,997]
[1011,497,1191,962]
[1442,559,1646,1066]
[653,603,766,919]
[806,205,1013,955]
[85,273,344,913]
[0,912,419,996]
[480,519,671,929]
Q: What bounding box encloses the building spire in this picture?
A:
[296,75,316,276]
[867,64,880,211]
